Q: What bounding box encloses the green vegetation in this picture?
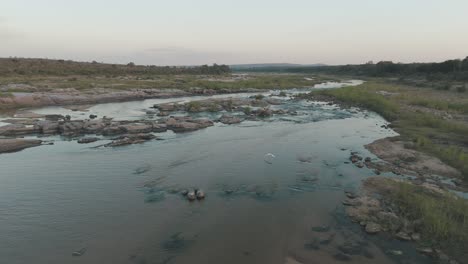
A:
[306,81,468,180]
[0,91,13,97]
[239,57,468,81]
[186,101,202,112]
[312,83,399,121]
[391,180,468,251]
[0,58,230,76]
[253,94,265,100]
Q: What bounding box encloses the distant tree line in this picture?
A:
[238,57,468,81]
[0,58,231,76]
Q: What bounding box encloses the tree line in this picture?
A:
[0,58,231,76]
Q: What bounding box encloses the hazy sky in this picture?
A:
[1,0,467,65]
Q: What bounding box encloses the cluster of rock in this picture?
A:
[181,189,205,201]
[151,97,294,121]
[348,152,378,172]
[0,116,213,137]
[343,177,459,263]
[0,115,216,152]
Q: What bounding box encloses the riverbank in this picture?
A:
[301,80,468,263]
[0,74,328,110]
[301,80,468,184]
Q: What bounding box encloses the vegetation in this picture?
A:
[0,58,231,76]
[305,81,468,180]
[390,180,468,253]
[238,57,468,81]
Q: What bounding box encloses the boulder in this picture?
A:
[365,222,381,234]
[34,120,59,134]
[0,139,42,153]
[0,124,39,136]
[152,123,168,133]
[59,121,84,136]
[119,123,153,134]
[82,119,107,134]
[45,114,64,121]
[218,115,242,125]
[187,191,196,201]
[196,190,205,200]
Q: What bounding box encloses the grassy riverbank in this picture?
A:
[305,81,468,181]
[360,177,468,261]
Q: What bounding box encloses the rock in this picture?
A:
[101,124,127,135]
[356,162,364,168]
[365,157,372,163]
[365,222,381,234]
[350,155,360,163]
[376,211,401,232]
[166,118,213,133]
[345,191,358,199]
[388,250,403,256]
[0,124,39,136]
[59,120,84,136]
[411,233,421,241]
[150,123,166,133]
[342,199,362,206]
[395,231,411,241]
[333,252,352,261]
[34,120,59,134]
[45,114,64,121]
[154,103,178,112]
[157,111,169,116]
[181,189,189,196]
[187,191,196,201]
[0,139,43,153]
[120,123,153,134]
[417,247,434,256]
[89,114,98,119]
[256,108,272,117]
[196,190,205,200]
[82,119,107,133]
[105,134,156,147]
[218,114,242,125]
[77,137,99,144]
[72,248,86,257]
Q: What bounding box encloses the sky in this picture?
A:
[1,0,467,65]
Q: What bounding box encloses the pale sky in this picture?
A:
[1,0,467,65]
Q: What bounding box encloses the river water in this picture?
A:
[0,82,435,264]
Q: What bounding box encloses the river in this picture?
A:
[0,81,434,264]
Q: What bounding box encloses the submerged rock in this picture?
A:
[77,137,99,144]
[105,134,156,147]
[72,248,87,257]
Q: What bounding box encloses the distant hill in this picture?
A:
[230,63,326,72]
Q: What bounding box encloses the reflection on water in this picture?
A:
[0,82,434,264]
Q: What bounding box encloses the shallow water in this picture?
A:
[0,82,435,264]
